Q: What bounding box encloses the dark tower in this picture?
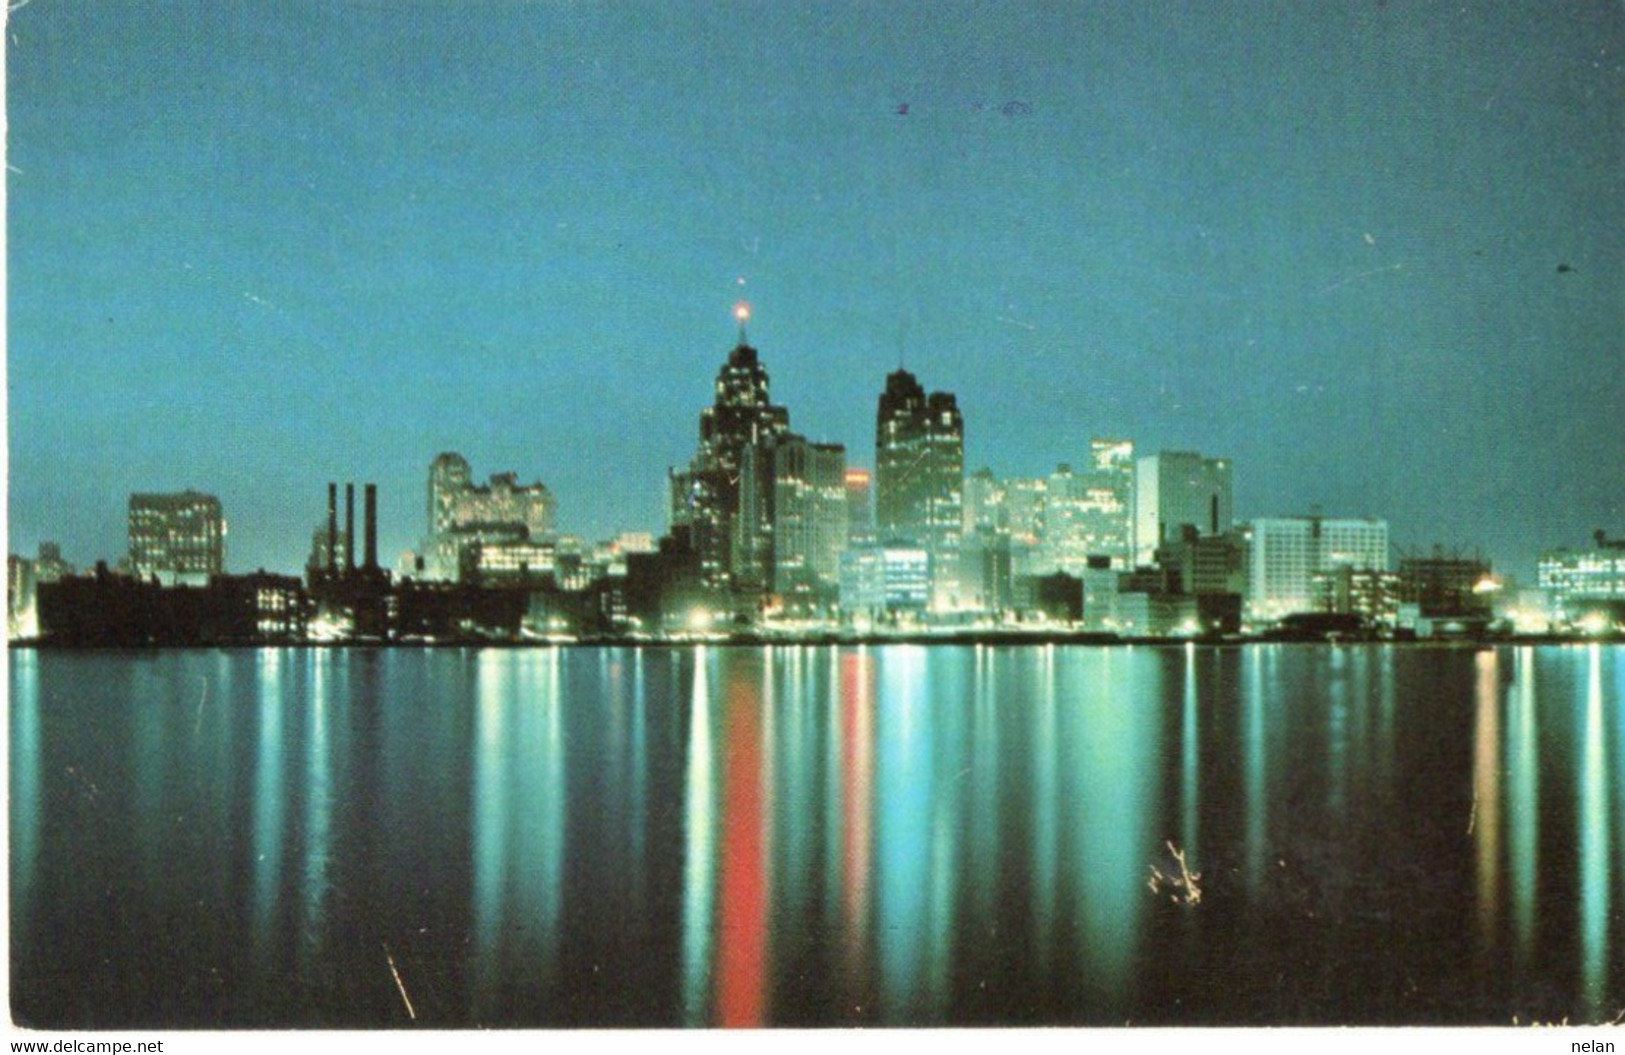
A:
[326,483,338,577]
[345,484,356,572]
[672,303,790,596]
[875,369,964,611]
[364,484,379,571]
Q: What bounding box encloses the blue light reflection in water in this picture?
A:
[1472,650,1502,958]
[1506,647,1538,971]
[10,645,1625,1028]
[10,650,41,954]
[1578,645,1611,1020]
[681,647,718,1025]
[875,645,933,1023]
[299,650,333,975]
[252,650,285,965]
[1063,648,1160,1010]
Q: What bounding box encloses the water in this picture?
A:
[9,644,1624,1028]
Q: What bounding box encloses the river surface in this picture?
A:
[9,644,1624,1027]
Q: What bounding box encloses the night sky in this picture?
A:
[8,2,1623,580]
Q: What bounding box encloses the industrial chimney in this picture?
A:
[345,484,356,572]
[364,483,379,571]
[326,483,338,577]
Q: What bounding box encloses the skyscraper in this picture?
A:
[128,491,226,585]
[1081,438,1135,568]
[1134,450,1233,566]
[764,437,848,606]
[670,304,791,597]
[875,370,964,611]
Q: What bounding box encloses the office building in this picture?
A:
[1244,516,1390,622]
[766,437,848,606]
[427,453,557,581]
[670,305,791,597]
[876,370,963,611]
[1397,548,1495,621]
[1539,531,1625,626]
[1134,451,1232,566]
[845,468,876,547]
[128,491,226,585]
[1081,438,1135,567]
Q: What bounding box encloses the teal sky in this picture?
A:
[8,2,1624,578]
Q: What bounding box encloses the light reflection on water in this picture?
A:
[1579,645,1611,1020]
[9,644,1624,1028]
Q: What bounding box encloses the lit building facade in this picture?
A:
[845,468,876,547]
[1244,516,1390,622]
[128,491,226,585]
[765,438,848,606]
[426,452,556,581]
[9,555,38,640]
[1397,550,1494,620]
[876,370,963,611]
[670,308,791,598]
[1539,532,1625,626]
[1134,451,1232,566]
[1081,438,1135,568]
[838,543,930,618]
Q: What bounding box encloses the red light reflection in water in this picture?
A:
[716,670,767,1026]
[840,651,874,991]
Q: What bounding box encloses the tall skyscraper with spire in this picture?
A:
[670,303,791,597]
[875,369,964,612]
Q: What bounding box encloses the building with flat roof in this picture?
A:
[128,491,225,586]
[876,369,964,612]
[427,453,556,581]
[1539,531,1625,628]
[1134,451,1231,566]
[1244,516,1389,623]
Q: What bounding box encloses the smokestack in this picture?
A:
[327,483,338,576]
[345,484,356,571]
[365,484,378,571]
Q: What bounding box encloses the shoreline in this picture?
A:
[10,631,1622,651]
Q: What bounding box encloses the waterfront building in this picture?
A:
[468,538,559,585]
[128,491,226,586]
[1106,589,1199,637]
[670,305,791,599]
[1397,548,1495,624]
[838,542,930,620]
[1538,531,1625,627]
[9,555,37,640]
[427,453,556,581]
[838,546,887,619]
[876,369,964,612]
[1133,451,1232,566]
[766,437,848,607]
[1314,566,1403,627]
[1243,516,1390,622]
[623,527,705,633]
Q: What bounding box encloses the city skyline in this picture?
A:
[9,3,1624,579]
